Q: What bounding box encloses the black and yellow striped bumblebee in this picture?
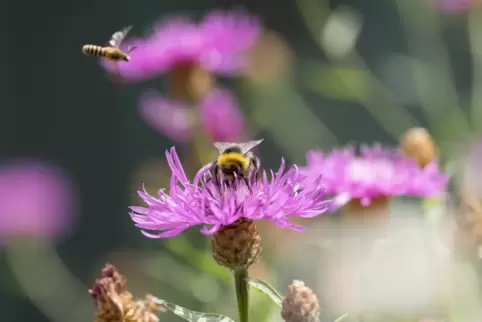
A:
[82,25,136,62]
[205,139,264,189]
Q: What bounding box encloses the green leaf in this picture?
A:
[333,313,348,322]
[246,278,283,307]
[153,297,236,322]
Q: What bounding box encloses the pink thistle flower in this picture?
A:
[129,147,332,238]
[138,88,245,142]
[302,144,448,207]
[102,10,261,82]
[0,161,76,240]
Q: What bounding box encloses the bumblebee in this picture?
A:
[82,25,136,62]
[206,139,264,188]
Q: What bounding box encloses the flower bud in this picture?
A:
[400,127,438,168]
[211,218,262,270]
[281,280,320,322]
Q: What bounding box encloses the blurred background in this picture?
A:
[3,0,482,321]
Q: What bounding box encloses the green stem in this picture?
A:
[234,268,249,322]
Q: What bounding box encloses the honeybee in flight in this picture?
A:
[205,139,264,189]
[82,25,136,61]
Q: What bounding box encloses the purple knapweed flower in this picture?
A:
[102,10,261,82]
[129,147,332,238]
[302,144,448,207]
[0,161,77,241]
[139,88,245,142]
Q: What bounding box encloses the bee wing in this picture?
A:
[238,139,264,154]
[213,142,235,153]
[109,25,132,48]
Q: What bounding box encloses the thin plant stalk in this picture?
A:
[234,268,250,322]
[296,0,419,139]
[468,8,482,129]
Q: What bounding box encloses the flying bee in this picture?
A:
[82,25,136,61]
[82,26,137,83]
[205,139,264,189]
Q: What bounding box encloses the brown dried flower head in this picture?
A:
[89,263,164,322]
[281,280,320,322]
[452,190,482,257]
[400,127,438,168]
[211,218,262,270]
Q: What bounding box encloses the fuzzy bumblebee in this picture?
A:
[205,139,264,188]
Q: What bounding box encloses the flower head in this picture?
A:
[139,88,245,143]
[281,280,321,322]
[129,147,332,238]
[102,10,261,82]
[302,144,448,207]
[90,263,163,322]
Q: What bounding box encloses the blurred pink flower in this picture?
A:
[199,88,245,142]
[0,161,76,241]
[102,10,261,82]
[433,0,481,12]
[301,144,448,207]
[139,88,245,142]
[139,90,194,143]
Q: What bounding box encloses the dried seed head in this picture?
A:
[452,190,482,258]
[89,263,164,322]
[211,218,262,270]
[400,127,438,168]
[281,280,320,322]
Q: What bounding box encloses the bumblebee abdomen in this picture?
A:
[82,45,106,57]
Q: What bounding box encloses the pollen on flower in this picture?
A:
[89,263,164,322]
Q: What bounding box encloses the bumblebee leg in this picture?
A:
[243,176,252,193]
[209,163,221,187]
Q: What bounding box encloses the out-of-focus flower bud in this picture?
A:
[281,280,320,322]
[400,127,438,168]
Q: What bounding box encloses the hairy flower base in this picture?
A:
[281,280,320,322]
[211,218,262,269]
[130,147,332,238]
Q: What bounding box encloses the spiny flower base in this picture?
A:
[211,218,262,270]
